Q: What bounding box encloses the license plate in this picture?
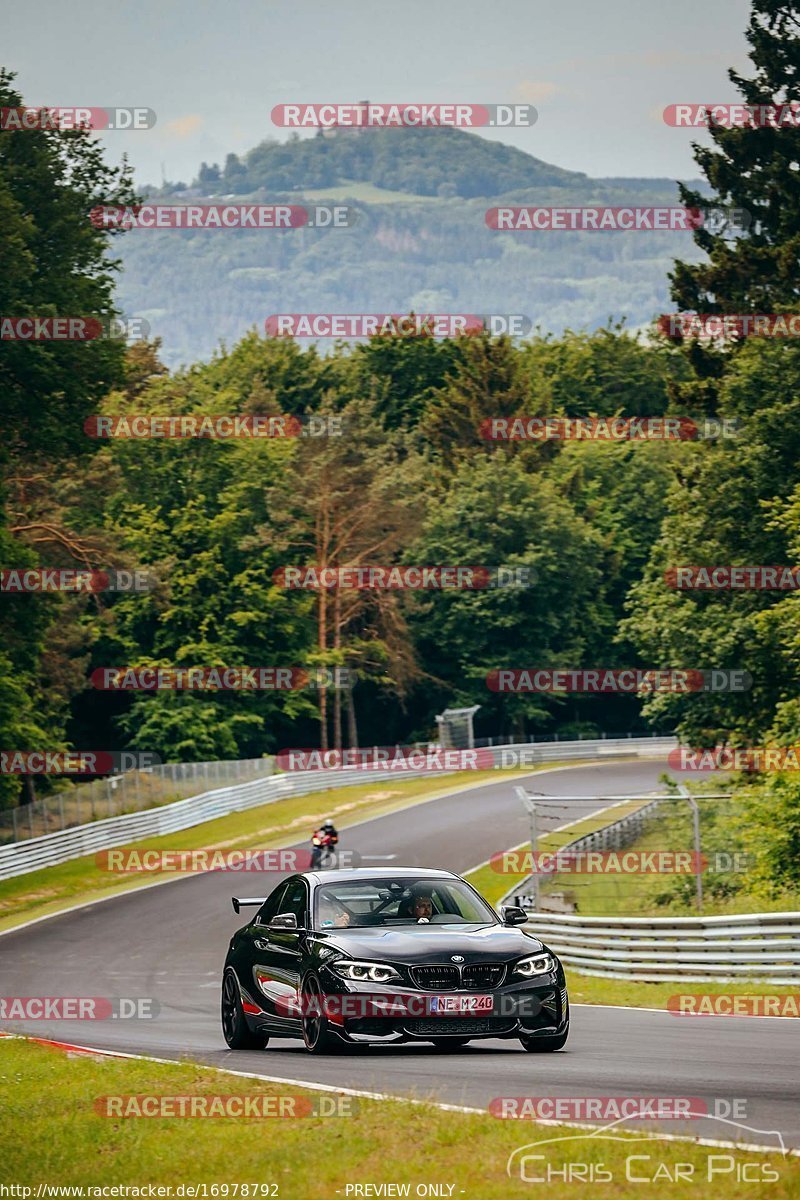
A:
[428,994,493,1015]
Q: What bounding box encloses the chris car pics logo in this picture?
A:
[505,1115,786,1184]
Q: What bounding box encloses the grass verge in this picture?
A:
[566,972,800,1010]
[1,1038,796,1197]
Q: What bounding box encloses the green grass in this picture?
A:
[566,972,800,1010]
[2,1038,796,1196]
[0,766,550,934]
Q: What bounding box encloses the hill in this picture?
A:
[187,126,589,199]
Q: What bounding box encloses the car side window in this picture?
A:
[278,877,308,926]
[255,882,288,926]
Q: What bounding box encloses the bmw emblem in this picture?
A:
[451,955,464,963]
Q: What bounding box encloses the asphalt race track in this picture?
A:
[1,759,797,1153]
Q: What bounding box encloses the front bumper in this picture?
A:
[318,969,569,1042]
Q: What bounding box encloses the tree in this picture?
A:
[197,161,221,188]
[0,69,136,803]
[621,338,800,745]
[670,2,800,317]
[407,455,607,738]
[259,393,426,750]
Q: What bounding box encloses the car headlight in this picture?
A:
[329,959,401,983]
[512,952,556,979]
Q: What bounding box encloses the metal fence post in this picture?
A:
[679,784,704,913]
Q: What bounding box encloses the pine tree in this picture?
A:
[670,1,800,316]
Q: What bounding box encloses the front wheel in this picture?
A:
[520,1029,568,1052]
[221,969,269,1050]
[301,975,341,1054]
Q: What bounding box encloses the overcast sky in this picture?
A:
[5,0,754,186]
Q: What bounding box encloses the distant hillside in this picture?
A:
[121,128,708,367]
[185,126,589,200]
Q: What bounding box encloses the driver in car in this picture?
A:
[413,892,433,921]
[318,894,351,928]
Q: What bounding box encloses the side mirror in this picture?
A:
[500,905,528,926]
[270,912,299,930]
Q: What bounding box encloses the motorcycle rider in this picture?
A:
[310,818,339,869]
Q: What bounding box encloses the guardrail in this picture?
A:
[522,910,800,985]
[0,757,273,845]
[0,735,675,881]
[487,735,676,766]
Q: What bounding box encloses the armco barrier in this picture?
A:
[520,911,800,985]
[0,736,674,881]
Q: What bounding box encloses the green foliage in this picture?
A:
[670,1,800,317]
[407,454,607,733]
[729,774,800,902]
[0,69,136,803]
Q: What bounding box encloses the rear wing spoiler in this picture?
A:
[231,897,267,914]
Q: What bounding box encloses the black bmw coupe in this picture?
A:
[221,867,569,1054]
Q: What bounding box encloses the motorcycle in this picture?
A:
[310,831,338,870]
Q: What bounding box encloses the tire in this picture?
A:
[221,969,269,1050]
[301,975,342,1055]
[431,1038,470,1051]
[519,1029,569,1052]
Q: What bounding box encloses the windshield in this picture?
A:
[314,876,497,929]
